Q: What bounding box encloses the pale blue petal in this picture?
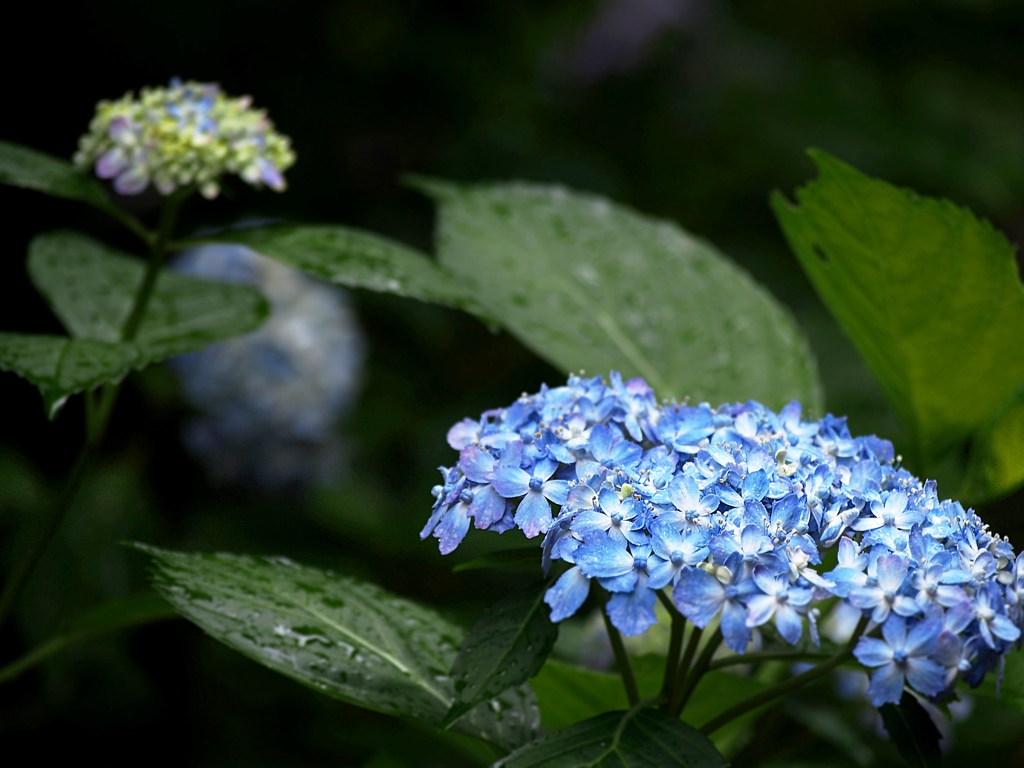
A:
[545,567,591,622]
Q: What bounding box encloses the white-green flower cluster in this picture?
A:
[74,78,295,199]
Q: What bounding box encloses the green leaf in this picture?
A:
[0,332,140,418]
[411,178,822,410]
[134,544,539,751]
[0,593,177,685]
[962,386,1024,503]
[1,232,271,417]
[773,150,1024,473]
[28,231,270,362]
[0,140,118,213]
[211,224,484,315]
[444,586,559,728]
[878,691,943,768]
[494,709,727,768]
[531,657,766,754]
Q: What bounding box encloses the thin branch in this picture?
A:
[699,616,871,735]
[601,603,640,707]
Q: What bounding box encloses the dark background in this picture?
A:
[2,1,1024,764]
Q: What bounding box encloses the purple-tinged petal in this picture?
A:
[514,491,554,538]
[435,503,470,555]
[470,486,506,529]
[447,418,480,450]
[459,445,495,483]
[492,466,531,498]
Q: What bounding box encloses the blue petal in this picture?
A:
[459,445,496,483]
[545,567,591,622]
[575,533,634,578]
[854,637,893,668]
[673,568,724,628]
[493,466,531,498]
[905,658,947,697]
[720,599,752,653]
[514,491,554,538]
[470,486,506,529]
[868,663,906,706]
[607,579,658,636]
[435,503,470,555]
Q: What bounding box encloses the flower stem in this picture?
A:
[698,616,871,736]
[0,451,92,631]
[707,649,832,671]
[671,627,722,717]
[657,591,685,703]
[0,191,186,636]
[601,602,640,707]
[667,624,702,713]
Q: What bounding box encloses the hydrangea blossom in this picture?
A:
[421,372,1023,707]
[172,244,363,489]
[74,79,295,199]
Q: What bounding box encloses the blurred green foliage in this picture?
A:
[3,1,1024,765]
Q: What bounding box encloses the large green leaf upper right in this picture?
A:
[773,150,1024,499]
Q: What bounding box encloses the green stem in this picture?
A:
[120,188,186,342]
[98,203,154,248]
[657,591,685,702]
[671,627,722,717]
[0,601,178,685]
[601,602,640,707]
[0,192,187,635]
[707,649,832,671]
[698,616,871,736]
[668,624,702,714]
[0,451,92,631]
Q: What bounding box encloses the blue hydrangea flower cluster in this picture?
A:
[421,373,1023,706]
[74,78,295,199]
[172,244,363,489]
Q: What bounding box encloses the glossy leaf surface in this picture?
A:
[495,709,727,768]
[774,150,1024,488]
[531,657,766,750]
[878,691,942,768]
[413,178,822,410]
[0,332,140,418]
[29,231,269,363]
[212,224,483,315]
[444,586,558,728]
[0,140,117,213]
[136,545,539,751]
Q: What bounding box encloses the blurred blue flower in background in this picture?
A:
[171,244,363,489]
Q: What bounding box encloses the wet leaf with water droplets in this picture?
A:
[410,178,822,410]
[495,709,727,768]
[1,232,270,418]
[209,224,486,316]
[0,140,120,214]
[443,584,558,729]
[134,544,540,751]
[29,231,269,362]
[0,333,140,419]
